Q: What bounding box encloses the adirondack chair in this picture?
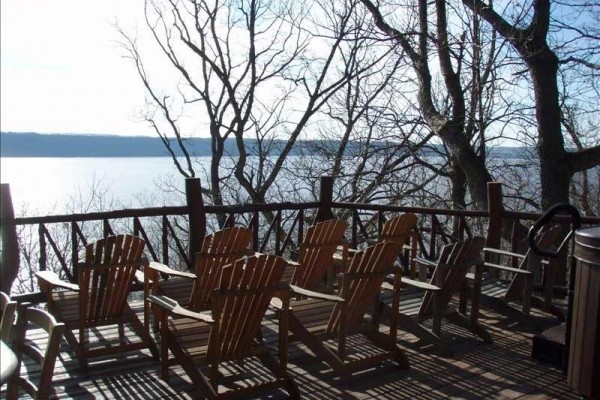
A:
[283,219,347,291]
[150,254,299,400]
[37,234,158,369]
[1,291,17,342]
[145,226,253,312]
[7,303,65,400]
[380,236,489,355]
[275,241,410,380]
[333,213,418,278]
[480,225,565,321]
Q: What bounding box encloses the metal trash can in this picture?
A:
[567,226,600,399]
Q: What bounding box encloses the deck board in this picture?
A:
[1,295,579,400]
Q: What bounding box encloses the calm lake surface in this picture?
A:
[0,157,198,216]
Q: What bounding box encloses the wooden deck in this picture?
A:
[1,296,580,400]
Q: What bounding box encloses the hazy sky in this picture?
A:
[1,1,157,136]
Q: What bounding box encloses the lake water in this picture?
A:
[0,157,198,216]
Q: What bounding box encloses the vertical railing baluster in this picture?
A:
[351,209,359,249]
[430,216,438,260]
[458,216,465,241]
[133,216,140,237]
[39,224,47,272]
[226,213,235,228]
[103,219,114,237]
[71,222,78,278]
[275,210,282,255]
[298,209,304,246]
[252,212,259,252]
[511,219,520,269]
[162,215,169,265]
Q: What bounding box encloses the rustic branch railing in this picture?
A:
[3,179,598,305]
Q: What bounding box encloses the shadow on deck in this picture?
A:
[1,299,578,400]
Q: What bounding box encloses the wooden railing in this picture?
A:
[2,178,598,305]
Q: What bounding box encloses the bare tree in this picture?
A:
[119,0,391,211]
[357,0,521,212]
[461,0,600,209]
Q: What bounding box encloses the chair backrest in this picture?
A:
[419,236,485,317]
[525,224,563,271]
[210,254,286,360]
[380,213,418,244]
[504,225,564,300]
[189,227,253,310]
[78,234,145,327]
[8,303,65,400]
[327,241,400,334]
[1,290,17,342]
[291,220,347,289]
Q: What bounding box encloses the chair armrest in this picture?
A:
[285,260,301,268]
[36,271,79,292]
[290,285,344,303]
[270,297,292,311]
[414,257,437,267]
[148,295,214,323]
[148,261,196,280]
[134,269,148,284]
[484,262,532,275]
[400,277,441,291]
[483,247,525,259]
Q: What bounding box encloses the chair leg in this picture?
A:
[63,329,87,370]
[7,376,19,400]
[522,274,533,316]
[365,330,409,369]
[128,309,159,360]
[285,377,301,400]
[118,322,125,341]
[432,292,443,337]
[288,315,351,380]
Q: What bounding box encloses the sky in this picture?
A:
[1,1,160,136]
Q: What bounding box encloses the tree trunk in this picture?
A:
[526,48,571,208]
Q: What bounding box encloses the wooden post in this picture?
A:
[1,184,20,293]
[186,178,206,269]
[315,176,334,222]
[485,182,504,251]
[486,182,504,275]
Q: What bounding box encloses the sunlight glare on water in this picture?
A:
[0,157,196,216]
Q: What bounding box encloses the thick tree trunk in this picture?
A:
[437,125,493,210]
[526,49,571,208]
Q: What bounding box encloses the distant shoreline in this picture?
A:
[0,131,530,159]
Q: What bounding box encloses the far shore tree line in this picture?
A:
[117,0,600,217]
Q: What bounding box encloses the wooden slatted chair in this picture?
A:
[1,291,17,342]
[380,236,490,354]
[480,225,564,321]
[146,226,253,312]
[275,241,410,380]
[377,213,419,277]
[333,214,418,278]
[284,219,347,291]
[36,234,158,369]
[150,254,299,400]
[7,303,65,400]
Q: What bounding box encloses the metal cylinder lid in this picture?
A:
[574,226,600,267]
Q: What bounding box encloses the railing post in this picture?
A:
[186,178,206,268]
[315,176,334,222]
[1,184,20,293]
[485,182,503,249]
